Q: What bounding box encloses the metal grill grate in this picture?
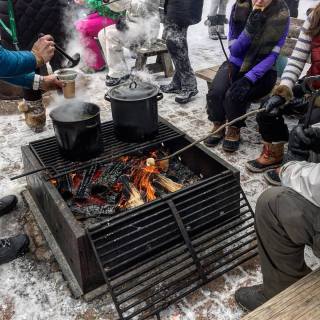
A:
[87,171,257,320]
[29,119,184,178]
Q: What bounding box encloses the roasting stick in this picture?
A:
[147,108,266,166]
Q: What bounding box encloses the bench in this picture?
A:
[242,268,320,319]
[134,38,174,77]
[195,18,304,89]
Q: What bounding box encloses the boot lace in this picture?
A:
[262,145,272,159]
[0,238,11,248]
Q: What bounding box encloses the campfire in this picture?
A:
[52,149,200,223]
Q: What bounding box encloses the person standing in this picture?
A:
[74,0,126,73]
[160,0,204,104]
[204,0,289,152]
[205,0,229,40]
[98,0,160,87]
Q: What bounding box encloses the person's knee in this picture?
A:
[98,25,118,43]
[255,187,288,226]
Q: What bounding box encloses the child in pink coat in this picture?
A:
[74,0,125,73]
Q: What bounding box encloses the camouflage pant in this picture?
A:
[163,22,197,91]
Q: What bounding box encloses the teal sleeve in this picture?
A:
[0,72,35,89]
[0,45,37,77]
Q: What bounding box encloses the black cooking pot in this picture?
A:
[49,102,103,161]
[105,80,163,142]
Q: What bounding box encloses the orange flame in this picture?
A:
[133,164,159,202]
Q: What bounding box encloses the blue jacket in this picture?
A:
[0,45,37,88]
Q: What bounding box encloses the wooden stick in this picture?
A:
[157,108,265,162]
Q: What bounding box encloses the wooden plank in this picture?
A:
[242,268,320,320]
[195,65,220,82]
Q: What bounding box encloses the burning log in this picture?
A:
[75,165,97,200]
[119,175,144,209]
[57,173,73,199]
[155,174,183,193]
[91,162,127,193]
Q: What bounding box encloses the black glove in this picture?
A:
[229,77,253,102]
[116,16,128,31]
[245,9,266,36]
[300,126,320,153]
[286,125,311,161]
[262,95,285,114]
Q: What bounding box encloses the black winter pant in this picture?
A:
[256,187,320,298]
[163,22,197,91]
[206,61,277,128]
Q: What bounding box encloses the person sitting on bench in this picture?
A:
[204,0,289,152]
[160,0,204,104]
[247,4,320,184]
[98,0,160,87]
[235,123,320,311]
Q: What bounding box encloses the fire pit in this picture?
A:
[22,117,257,317]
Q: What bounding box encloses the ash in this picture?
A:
[0,0,319,319]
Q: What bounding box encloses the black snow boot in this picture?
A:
[0,195,17,217]
[235,285,268,312]
[175,89,198,104]
[0,234,30,265]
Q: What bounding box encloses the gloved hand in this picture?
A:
[245,9,266,36]
[116,16,128,31]
[229,77,253,102]
[286,125,311,161]
[298,126,320,153]
[262,95,285,114]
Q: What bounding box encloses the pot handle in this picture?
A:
[129,81,137,89]
[86,122,99,129]
[156,92,164,101]
[104,92,111,102]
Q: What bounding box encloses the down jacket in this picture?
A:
[0,44,36,88]
[164,0,204,27]
[0,0,68,69]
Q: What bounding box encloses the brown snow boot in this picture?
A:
[18,98,46,133]
[204,121,225,147]
[222,126,240,152]
[246,142,284,173]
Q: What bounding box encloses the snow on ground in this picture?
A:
[1,0,320,319]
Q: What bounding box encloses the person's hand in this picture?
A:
[262,95,286,114]
[40,75,65,91]
[245,9,266,36]
[299,126,320,153]
[286,125,311,161]
[32,35,55,67]
[116,16,128,31]
[229,77,253,102]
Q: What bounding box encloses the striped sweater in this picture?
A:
[280,17,312,89]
